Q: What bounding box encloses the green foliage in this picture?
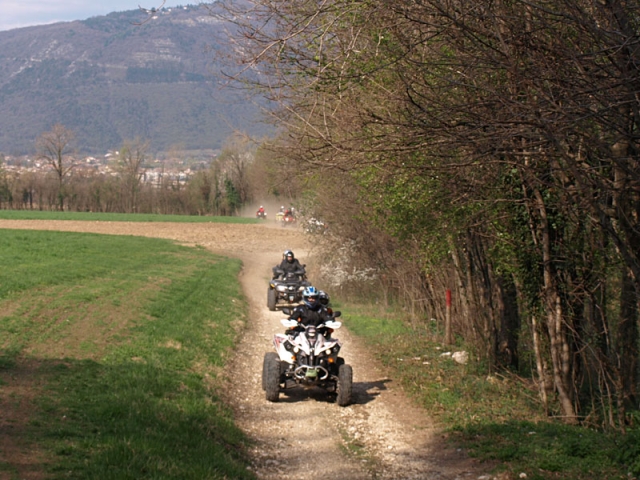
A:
[352,153,493,272]
[613,427,640,476]
[453,421,634,479]
[224,178,241,213]
[343,301,637,479]
[0,230,254,478]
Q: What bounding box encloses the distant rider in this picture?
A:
[318,290,330,307]
[272,250,305,279]
[317,289,337,320]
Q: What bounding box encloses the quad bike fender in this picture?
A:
[273,333,295,364]
[313,338,341,357]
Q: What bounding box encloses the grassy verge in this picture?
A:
[342,303,637,480]
[0,210,258,224]
[0,229,254,479]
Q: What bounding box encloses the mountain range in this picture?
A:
[0,4,269,156]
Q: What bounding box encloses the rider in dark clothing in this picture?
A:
[287,286,334,336]
[272,250,306,279]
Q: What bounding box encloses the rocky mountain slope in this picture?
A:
[0,4,268,155]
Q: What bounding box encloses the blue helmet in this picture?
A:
[302,286,319,309]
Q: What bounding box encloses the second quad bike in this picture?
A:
[267,272,310,311]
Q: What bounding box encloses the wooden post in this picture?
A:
[444,289,453,345]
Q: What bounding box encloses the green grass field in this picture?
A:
[344,304,639,480]
[0,210,259,224]
[0,229,255,479]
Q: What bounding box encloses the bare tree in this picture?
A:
[116,138,149,213]
[0,156,13,209]
[214,0,640,426]
[218,134,255,208]
[35,124,76,211]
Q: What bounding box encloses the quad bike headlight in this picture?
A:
[276,285,287,292]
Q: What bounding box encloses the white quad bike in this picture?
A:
[261,312,353,406]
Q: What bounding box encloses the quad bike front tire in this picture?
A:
[264,352,281,402]
[336,363,353,407]
[267,287,277,311]
[262,352,279,391]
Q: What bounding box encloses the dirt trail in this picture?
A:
[0,220,490,480]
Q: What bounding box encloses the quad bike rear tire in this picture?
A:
[336,363,353,407]
[264,352,281,402]
[267,287,277,311]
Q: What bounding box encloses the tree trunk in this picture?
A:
[496,275,520,370]
[450,241,475,344]
[535,189,578,423]
[531,315,550,414]
[618,267,639,410]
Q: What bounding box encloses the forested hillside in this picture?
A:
[0,5,268,155]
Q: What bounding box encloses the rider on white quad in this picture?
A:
[262,286,353,406]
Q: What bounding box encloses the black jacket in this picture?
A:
[273,258,305,278]
[288,304,333,328]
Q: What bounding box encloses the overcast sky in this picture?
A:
[0,1,186,32]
